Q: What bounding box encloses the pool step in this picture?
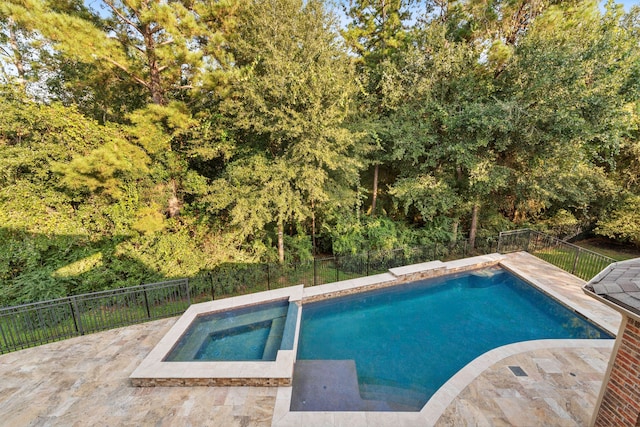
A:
[262,316,285,360]
[291,360,401,411]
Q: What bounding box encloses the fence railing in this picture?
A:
[498,229,616,281]
[0,279,190,354]
[1,230,617,355]
[188,237,499,300]
[0,237,498,354]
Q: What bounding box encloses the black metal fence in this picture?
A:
[2,231,617,355]
[189,237,499,300]
[0,237,499,354]
[498,229,616,281]
[0,279,190,354]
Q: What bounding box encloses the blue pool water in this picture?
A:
[296,268,612,410]
[165,299,289,361]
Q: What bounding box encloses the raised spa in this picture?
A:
[165,299,297,362]
[129,285,304,387]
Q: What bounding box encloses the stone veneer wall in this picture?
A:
[131,377,291,387]
[594,317,640,427]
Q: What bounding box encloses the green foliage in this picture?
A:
[363,217,405,251]
[537,209,581,239]
[326,214,442,255]
[596,195,640,247]
[54,139,150,198]
[131,205,166,235]
[390,175,460,221]
[283,234,313,264]
[2,0,640,307]
[209,0,363,261]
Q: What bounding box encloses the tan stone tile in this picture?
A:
[224,387,250,406]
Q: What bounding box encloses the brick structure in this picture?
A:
[584,259,640,427]
[593,317,640,426]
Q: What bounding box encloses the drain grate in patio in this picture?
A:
[508,365,528,377]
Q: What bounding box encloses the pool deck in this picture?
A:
[0,252,622,426]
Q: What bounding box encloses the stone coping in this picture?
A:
[500,253,621,336]
[387,260,445,276]
[421,339,615,425]
[302,273,397,303]
[130,285,304,387]
[302,253,506,304]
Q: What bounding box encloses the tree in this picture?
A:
[342,0,414,217]
[381,21,509,246]
[207,0,362,262]
[2,0,238,107]
[596,195,640,247]
[385,1,634,247]
[495,1,633,223]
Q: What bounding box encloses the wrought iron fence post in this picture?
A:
[335,257,339,283]
[186,279,191,306]
[0,319,9,354]
[497,232,503,253]
[366,251,370,276]
[531,230,538,252]
[70,297,84,336]
[572,247,580,275]
[69,299,80,334]
[142,286,151,319]
[313,258,317,286]
[267,264,271,291]
[524,229,531,252]
[209,273,215,300]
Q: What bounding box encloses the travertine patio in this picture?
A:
[0,252,622,426]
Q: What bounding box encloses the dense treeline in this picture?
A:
[1,0,639,305]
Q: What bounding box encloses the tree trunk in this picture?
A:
[371,163,379,217]
[167,179,180,217]
[142,24,166,106]
[278,221,285,264]
[8,20,26,85]
[469,203,479,250]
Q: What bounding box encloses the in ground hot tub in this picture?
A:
[130,285,303,387]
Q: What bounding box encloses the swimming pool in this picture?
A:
[294,267,612,411]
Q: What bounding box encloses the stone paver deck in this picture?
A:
[0,318,276,426]
[0,252,623,426]
[437,344,613,426]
